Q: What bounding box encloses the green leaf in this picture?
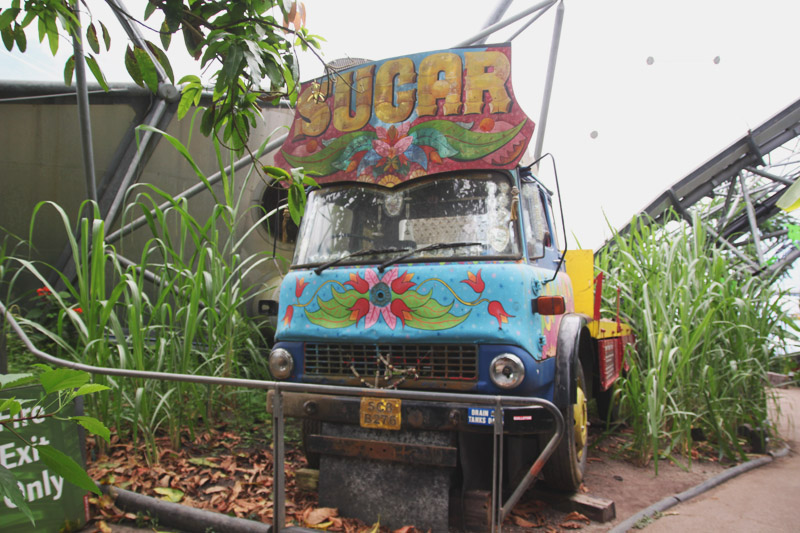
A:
[37,445,101,495]
[73,383,111,397]
[409,119,527,161]
[143,1,157,20]
[13,23,25,52]
[0,8,19,31]
[134,47,159,93]
[38,368,90,394]
[200,107,216,136]
[399,289,433,310]
[70,416,111,443]
[319,293,356,319]
[153,486,184,502]
[1,27,14,51]
[159,19,172,50]
[306,307,357,329]
[407,310,470,331]
[329,288,362,311]
[0,397,22,417]
[262,165,291,181]
[406,297,454,319]
[99,21,110,51]
[332,134,378,171]
[63,54,75,86]
[45,15,58,55]
[86,23,99,54]
[281,132,376,177]
[85,55,109,91]
[124,46,143,87]
[0,464,34,525]
[0,373,34,389]
[410,127,458,159]
[146,40,174,83]
[177,87,199,119]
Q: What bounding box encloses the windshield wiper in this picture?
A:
[377,241,482,272]
[314,246,411,275]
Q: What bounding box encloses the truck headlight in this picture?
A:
[269,348,294,379]
[489,353,525,389]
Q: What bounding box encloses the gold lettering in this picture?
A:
[375,58,416,123]
[293,80,331,137]
[464,51,512,114]
[333,65,375,131]
[417,53,462,116]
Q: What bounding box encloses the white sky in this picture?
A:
[3,0,800,253]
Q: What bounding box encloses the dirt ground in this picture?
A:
[498,423,730,532]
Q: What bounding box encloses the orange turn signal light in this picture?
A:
[532,295,566,316]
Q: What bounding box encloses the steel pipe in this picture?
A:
[456,0,557,46]
[533,0,565,162]
[71,1,98,203]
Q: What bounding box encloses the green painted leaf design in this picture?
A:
[330,287,363,309]
[306,307,357,329]
[409,297,454,319]
[282,131,376,176]
[410,127,458,158]
[318,293,355,319]
[332,134,377,170]
[407,310,470,330]
[398,289,433,309]
[410,119,526,161]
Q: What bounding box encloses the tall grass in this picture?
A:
[597,212,793,470]
[3,131,279,463]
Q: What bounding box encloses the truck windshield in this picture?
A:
[292,172,521,267]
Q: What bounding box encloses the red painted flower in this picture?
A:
[295,277,309,297]
[345,272,369,293]
[391,271,415,294]
[347,268,413,329]
[74,307,83,314]
[390,299,413,327]
[282,305,294,327]
[461,269,485,293]
[488,301,514,329]
[36,287,51,297]
[349,298,370,325]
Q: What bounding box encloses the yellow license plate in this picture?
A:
[360,397,402,430]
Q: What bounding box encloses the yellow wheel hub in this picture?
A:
[573,385,588,458]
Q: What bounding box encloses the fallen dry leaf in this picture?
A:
[306,507,339,526]
[564,511,591,524]
[511,515,541,528]
[559,521,584,529]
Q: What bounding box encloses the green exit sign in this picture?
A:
[0,385,89,532]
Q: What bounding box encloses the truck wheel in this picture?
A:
[302,419,321,468]
[543,362,588,491]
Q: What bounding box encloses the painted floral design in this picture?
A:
[281,119,527,184]
[286,268,514,332]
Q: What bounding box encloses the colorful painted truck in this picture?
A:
[268,44,634,529]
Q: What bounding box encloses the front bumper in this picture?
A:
[268,391,557,435]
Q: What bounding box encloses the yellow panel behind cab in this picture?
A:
[565,249,594,317]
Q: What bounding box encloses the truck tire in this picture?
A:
[543,361,588,491]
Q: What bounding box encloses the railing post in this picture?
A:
[272,385,285,532]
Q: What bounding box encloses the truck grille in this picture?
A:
[304,343,479,381]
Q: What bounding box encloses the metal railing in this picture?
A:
[1,301,564,533]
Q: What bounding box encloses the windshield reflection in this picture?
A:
[293,172,521,267]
